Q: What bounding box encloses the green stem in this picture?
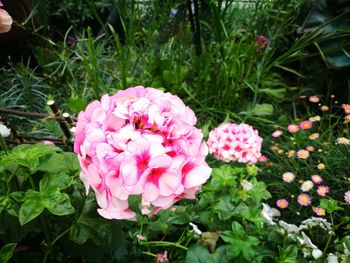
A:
[140,241,188,251]
[323,213,334,254]
[0,135,8,155]
[50,227,70,247]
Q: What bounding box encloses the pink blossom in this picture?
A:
[317,185,329,197]
[0,7,12,33]
[311,175,323,184]
[309,96,320,103]
[74,87,211,220]
[298,194,311,206]
[256,35,270,53]
[272,130,283,138]
[43,140,55,145]
[297,150,309,159]
[156,251,168,263]
[344,191,350,203]
[342,104,350,114]
[300,120,312,130]
[276,199,288,209]
[287,124,299,133]
[258,155,268,162]
[207,123,263,164]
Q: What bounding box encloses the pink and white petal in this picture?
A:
[79,171,90,195]
[183,163,211,189]
[148,155,172,168]
[151,195,176,209]
[91,107,106,123]
[126,139,150,155]
[97,208,136,220]
[120,158,139,186]
[158,170,181,196]
[143,182,159,202]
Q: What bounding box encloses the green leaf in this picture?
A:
[277,245,298,263]
[186,245,210,263]
[10,191,26,202]
[37,152,80,174]
[44,191,75,216]
[0,243,17,262]
[39,172,72,191]
[260,88,287,99]
[215,195,235,220]
[320,199,343,213]
[208,246,230,263]
[251,104,274,116]
[70,218,112,245]
[3,144,61,171]
[19,198,44,225]
[67,97,87,113]
[0,196,8,214]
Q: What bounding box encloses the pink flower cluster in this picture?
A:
[207,123,263,164]
[74,86,211,220]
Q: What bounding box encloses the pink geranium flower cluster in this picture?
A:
[74,86,212,220]
[207,123,263,164]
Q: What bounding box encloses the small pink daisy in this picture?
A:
[309,133,319,140]
[288,124,299,133]
[306,146,314,152]
[309,96,320,103]
[282,172,295,183]
[300,120,312,130]
[298,194,311,206]
[309,116,321,122]
[276,199,289,209]
[312,207,326,216]
[337,137,350,145]
[156,251,168,263]
[258,155,268,162]
[344,191,350,203]
[272,130,283,138]
[342,104,350,114]
[311,175,323,184]
[317,185,329,197]
[297,150,309,159]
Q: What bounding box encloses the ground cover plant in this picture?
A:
[0,0,350,262]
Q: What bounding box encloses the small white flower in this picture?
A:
[0,124,11,137]
[189,222,202,235]
[261,203,280,225]
[241,180,253,191]
[301,232,323,259]
[327,253,339,263]
[300,217,332,231]
[278,220,299,233]
[282,172,295,183]
[301,180,314,192]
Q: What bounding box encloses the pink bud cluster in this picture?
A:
[207,123,263,164]
[74,86,211,220]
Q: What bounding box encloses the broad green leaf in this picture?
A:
[37,152,80,174]
[0,196,7,214]
[3,144,61,171]
[19,198,44,225]
[215,195,235,220]
[10,191,26,202]
[44,191,75,216]
[67,97,87,113]
[186,245,210,263]
[208,246,230,263]
[39,172,72,191]
[320,199,343,213]
[251,103,274,116]
[260,88,286,99]
[280,245,298,263]
[70,218,112,245]
[0,243,17,262]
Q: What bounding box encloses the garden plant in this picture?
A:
[0,0,350,262]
